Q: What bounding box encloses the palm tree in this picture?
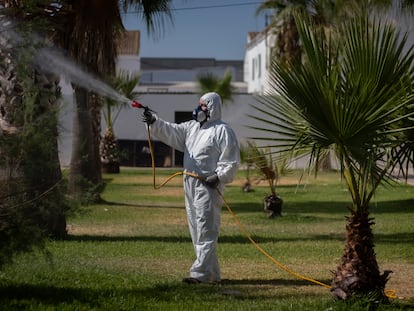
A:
[57,0,173,200]
[256,0,414,65]
[255,0,333,66]
[250,13,414,300]
[101,70,140,173]
[60,0,122,200]
[256,0,300,66]
[1,0,173,233]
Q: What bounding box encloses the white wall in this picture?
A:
[57,92,290,167]
[140,67,238,84]
[244,30,275,94]
[113,93,259,142]
[116,55,141,75]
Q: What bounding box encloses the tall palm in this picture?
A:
[1,0,173,229]
[61,1,122,200]
[60,0,173,200]
[1,0,173,201]
[256,0,301,66]
[250,13,414,299]
[255,0,333,66]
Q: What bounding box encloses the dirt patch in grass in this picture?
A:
[381,263,414,301]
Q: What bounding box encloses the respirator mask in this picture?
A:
[192,105,209,123]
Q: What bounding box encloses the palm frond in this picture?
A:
[103,69,140,128]
[242,140,292,195]
[121,0,173,39]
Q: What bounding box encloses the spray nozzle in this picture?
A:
[131,100,152,112]
[131,100,144,109]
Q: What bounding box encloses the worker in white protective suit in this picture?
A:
[142,92,240,284]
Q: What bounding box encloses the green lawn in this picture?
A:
[0,168,413,310]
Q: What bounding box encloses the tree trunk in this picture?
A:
[89,92,104,175]
[276,15,301,66]
[331,211,391,300]
[68,87,102,201]
[318,149,334,171]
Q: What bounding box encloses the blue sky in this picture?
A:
[121,0,267,60]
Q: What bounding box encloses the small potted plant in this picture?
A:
[245,141,285,218]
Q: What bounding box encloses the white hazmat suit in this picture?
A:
[146,92,240,283]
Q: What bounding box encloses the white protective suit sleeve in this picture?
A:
[149,117,188,152]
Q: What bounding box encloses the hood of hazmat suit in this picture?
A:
[198,91,222,124]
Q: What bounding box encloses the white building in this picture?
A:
[58,30,269,168]
[243,25,276,95]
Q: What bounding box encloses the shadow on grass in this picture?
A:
[0,280,324,306]
[0,284,101,307]
[374,232,414,244]
[66,234,192,243]
[65,233,342,244]
[100,199,184,209]
[65,231,414,245]
[1,281,413,309]
[0,279,330,305]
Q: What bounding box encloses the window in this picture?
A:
[252,58,255,80]
[118,140,172,167]
[258,54,261,78]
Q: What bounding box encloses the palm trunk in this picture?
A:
[100,127,120,173]
[276,15,301,66]
[89,92,103,174]
[68,87,102,201]
[331,211,391,300]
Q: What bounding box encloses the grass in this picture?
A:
[0,168,413,310]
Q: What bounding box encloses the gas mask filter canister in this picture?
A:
[192,105,208,123]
